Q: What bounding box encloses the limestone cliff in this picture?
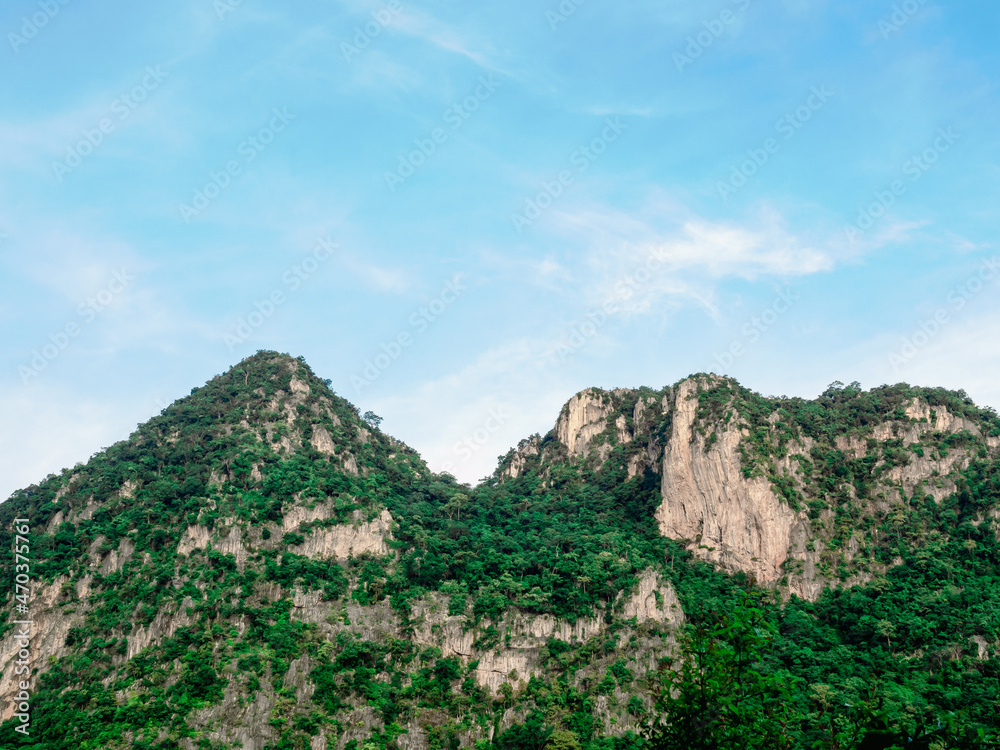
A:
[525,376,1000,601]
[657,377,801,586]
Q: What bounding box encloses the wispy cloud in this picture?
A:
[367,337,568,483]
[543,201,834,317]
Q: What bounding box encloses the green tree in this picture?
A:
[545,729,582,750]
[808,682,995,750]
[641,591,797,750]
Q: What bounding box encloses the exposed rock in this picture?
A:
[657,378,801,585]
[290,509,394,560]
[66,499,98,525]
[620,570,684,624]
[45,510,65,533]
[615,415,632,445]
[342,453,359,476]
[0,576,85,720]
[127,598,196,659]
[283,501,338,532]
[884,449,972,504]
[971,635,990,659]
[76,574,93,600]
[311,425,337,455]
[502,438,540,480]
[556,389,613,457]
[117,479,138,499]
[408,569,684,696]
[834,435,869,459]
[177,525,212,557]
[627,453,645,480]
[102,538,136,575]
[905,399,981,435]
[215,525,250,569]
[188,672,279,750]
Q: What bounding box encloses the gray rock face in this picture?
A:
[555,389,615,457]
[408,568,683,696]
[0,577,82,721]
[657,378,801,587]
[289,509,394,559]
[544,377,995,602]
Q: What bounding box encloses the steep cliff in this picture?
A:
[500,374,1000,601]
[657,377,801,587]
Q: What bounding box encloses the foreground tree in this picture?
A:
[641,592,998,750]
[641,591,798,750]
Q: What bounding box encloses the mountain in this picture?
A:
[2,352,999,749]
[499,375,1000,600]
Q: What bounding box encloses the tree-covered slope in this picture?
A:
[1,354,999,749]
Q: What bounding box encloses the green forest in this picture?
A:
[1,352,999,749]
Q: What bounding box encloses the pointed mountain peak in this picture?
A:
[5,352,428,529]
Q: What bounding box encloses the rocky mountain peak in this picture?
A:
[3,358,1000,747]
[496,374,1000,601]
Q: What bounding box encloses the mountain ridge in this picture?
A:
[2,351,1000,749]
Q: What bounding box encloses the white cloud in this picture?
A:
[0,385,149,504]
[367,338,574,484]
[538,201,836,325]
[337,251,415,295]
[5,225,145,301]
[867,284,1000,398]
[332,0,512,79]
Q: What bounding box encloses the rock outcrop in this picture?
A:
[555,389,614,457]
[0,577,87,721]
[408,568,683,696]
[538,377,998,602]
[289,509,394,559]
[657,378,801,585]
[6,351,999,748]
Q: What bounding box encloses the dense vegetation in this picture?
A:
[1,354,999,749]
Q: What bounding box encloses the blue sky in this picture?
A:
[2,0,999,495]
